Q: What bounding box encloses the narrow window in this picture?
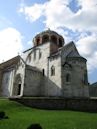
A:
[42,69,45,76]
[51,35,57,44]
[66,73,71,82]
[59,38,63,47]
[42,35,49,43]
[51,66,55,76]
[83,72,87,84]
[36,37,40,46]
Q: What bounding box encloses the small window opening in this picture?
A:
[66,73,71,82]
[42,69,45,76]
[59,38,63,47]
[51,35,57,44]
[83,72,87,84]
[36,37,40,46]
[42,35,49,43]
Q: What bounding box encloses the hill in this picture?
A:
[0,98,97,129]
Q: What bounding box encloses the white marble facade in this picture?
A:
[0,30,89,98]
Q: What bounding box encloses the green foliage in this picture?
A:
[0,98,97,129]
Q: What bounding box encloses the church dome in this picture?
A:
[33,29,65,48]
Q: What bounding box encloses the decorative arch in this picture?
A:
[13,74,22,96]
[42,35,49,43]
[51,35,57,44]
[36,37,40,46]
[26,53,31,63]
[59,38,63,47]
[51,65,55,76]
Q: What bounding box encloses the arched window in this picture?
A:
[66,73,71,82]
[51,66,55,76]
[42,35,49,43]
[51,35,57,44]
[42,69,45,76]
[59,38,63,47]
[36,37,40,46]
[17,84,21,95]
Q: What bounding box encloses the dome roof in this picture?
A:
[33,29,65,49]
[34,29,63,38]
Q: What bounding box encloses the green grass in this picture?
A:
[0,99,97,129]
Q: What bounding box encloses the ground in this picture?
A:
[0,98,97,129]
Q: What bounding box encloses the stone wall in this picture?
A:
[89,83,97,97]
[62,57,89,98]
[61,43,89,98]
[12,59,25,96]
[10,97,97,112]
[23,67,43,96]
[1,69,14,97]
[25,42,50,77]
[47,54,62,96]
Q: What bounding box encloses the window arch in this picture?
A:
[42,35,49,43]
[66,73,71,82]
[51,35,57,44]
[59,38,63,47]
[51,66,55,76]
[26,54,31,63]
[36,37,40,46]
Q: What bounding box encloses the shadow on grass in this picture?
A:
[27,124,42,129]
[0,111,9,120]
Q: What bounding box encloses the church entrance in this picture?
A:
[17,84,21,95]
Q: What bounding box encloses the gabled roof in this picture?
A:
[0,56,26,70]
[62,41,86,60]
[0,56,20,70]
[90,82,97,87]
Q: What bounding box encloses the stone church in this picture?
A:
[0,30,89,98]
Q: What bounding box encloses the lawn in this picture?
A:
[0,98,97,129]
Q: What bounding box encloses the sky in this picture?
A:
[0,0,97,84]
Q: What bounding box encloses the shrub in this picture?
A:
[0,111,5,119]
[27,124,42,129]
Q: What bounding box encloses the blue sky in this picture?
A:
[0,0,97,84]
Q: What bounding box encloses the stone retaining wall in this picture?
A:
[10,97,97,112]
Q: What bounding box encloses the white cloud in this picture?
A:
[76,34,97,71]
[19,3,45,22]
[18,0,97,31]
[19,0,97,73]
[0,27,23,62]
[78,0,97,10]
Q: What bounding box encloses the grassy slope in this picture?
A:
[0,99,97,129]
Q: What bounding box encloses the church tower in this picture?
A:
[33,29,64,55]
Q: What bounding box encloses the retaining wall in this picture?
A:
[9,97,97,112]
